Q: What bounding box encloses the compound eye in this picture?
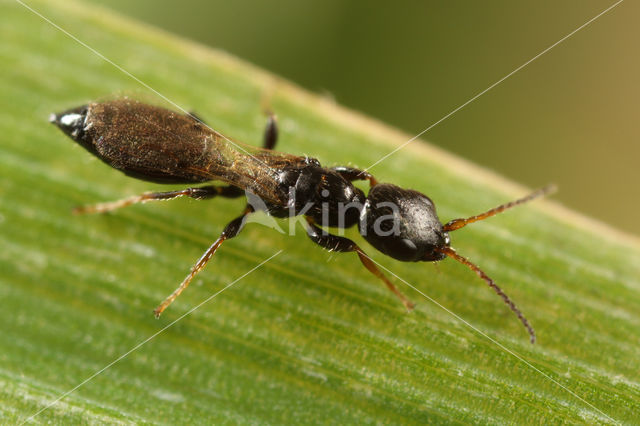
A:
[383,237,419,261]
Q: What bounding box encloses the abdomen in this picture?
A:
[81,99,237,184]
[52,98,310,203]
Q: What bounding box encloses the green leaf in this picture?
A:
[2,0,639,423]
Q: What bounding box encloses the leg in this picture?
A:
[188,110,275,152]
[153,206,253,317]
[303,217,414,311]
[263,113,278,150]
[74,185,244,214]
[331,166,378,187]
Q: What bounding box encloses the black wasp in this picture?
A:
[51,98,553,342]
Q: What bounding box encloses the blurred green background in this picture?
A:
[83,0,639,235]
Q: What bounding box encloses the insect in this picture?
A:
[51,98,553,343]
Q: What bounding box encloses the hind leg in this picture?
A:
[262,114,278,150]
[74,185,244,214]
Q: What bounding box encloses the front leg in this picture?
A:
[303,217,414,311]
[331,166,378,187]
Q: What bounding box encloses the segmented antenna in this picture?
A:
[437,246,536,343]
[437,185,556,343]
[443,184,556,232]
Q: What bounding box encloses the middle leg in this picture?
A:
[153,205,254,317]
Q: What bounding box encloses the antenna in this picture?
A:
[443,184,556,232]
[437,246,536,343]
[436,185,557,343]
